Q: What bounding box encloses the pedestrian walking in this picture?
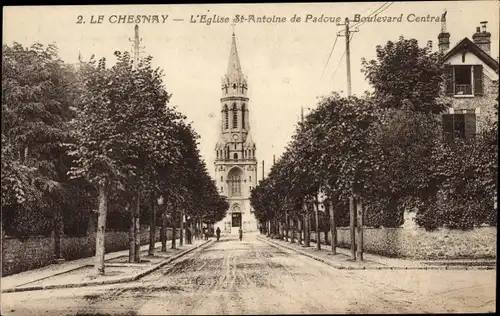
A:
[203,227,208,240]
[239,227,243,241]
[216,227,221,241]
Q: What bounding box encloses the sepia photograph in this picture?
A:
[1,1,498,315]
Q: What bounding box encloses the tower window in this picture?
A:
[241,104,246,129]
[221,176,223,182]
[221,186,223,192]
[233,153,238,160]
[228,168,242,197]
[232,103,238,128]
[249,176,252,181]
[224,105,229,129]
[233,83,237,90]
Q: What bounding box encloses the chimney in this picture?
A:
[472,21,491,55]
[438,10,450,54]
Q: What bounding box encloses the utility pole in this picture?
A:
[262,160,264,181]
[338,18,362,261]
[337,18,358,97]
[129,24,145,69]
[129,24,146,263]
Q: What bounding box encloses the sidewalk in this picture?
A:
[2,238,213,293]
[257,235,496,270]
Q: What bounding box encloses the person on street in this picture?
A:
[203,227,208,240]
[239,227,243,241]
[216,227,221,241]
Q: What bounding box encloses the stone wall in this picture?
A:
[2,227,181,276]
[308,226,496,260]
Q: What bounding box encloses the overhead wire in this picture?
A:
[320,35,339,79]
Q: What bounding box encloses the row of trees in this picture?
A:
[2,42,228,275]
[251,37,497,254]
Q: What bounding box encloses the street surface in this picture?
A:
[1,233,496,315]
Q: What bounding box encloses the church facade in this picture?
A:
[213,32,258,234]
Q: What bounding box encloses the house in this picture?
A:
[437,19,499,142]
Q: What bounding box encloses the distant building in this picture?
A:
[213,31,258,234]
[438,19,499,141]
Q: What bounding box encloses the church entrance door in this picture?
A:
[231,212,242,228]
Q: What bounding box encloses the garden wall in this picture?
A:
[308,226,496,260]
[1,226,181,276]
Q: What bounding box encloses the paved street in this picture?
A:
[1,233,496,315]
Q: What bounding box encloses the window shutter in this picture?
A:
[454,114,466,139]
[444,65,454,96]
[464,114,477,139]
[473,65,484,95]
[442,114,454,142]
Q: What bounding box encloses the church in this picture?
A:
[213,31,259,234]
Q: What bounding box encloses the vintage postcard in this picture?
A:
[1,2,498,315]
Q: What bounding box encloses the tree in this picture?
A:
[361,36,447,114]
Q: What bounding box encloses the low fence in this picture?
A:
[301,226,496,260]
[1,227,181,276]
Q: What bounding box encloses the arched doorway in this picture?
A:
[231,204,242,228]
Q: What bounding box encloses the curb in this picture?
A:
[2,239,214,294]
[257,236,495,271]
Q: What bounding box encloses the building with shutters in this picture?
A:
[438,20,499,141]
[213,31,259,234]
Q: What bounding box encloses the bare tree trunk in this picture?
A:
[53,202,63,261]
[329,202,337,255]
[160,205,167,252]
[134,190,141,263]
[128,202,135,262]
[148,197,156,256]
[350,196,356,260]
[298,217,302,245]
[314,198,321,250]
[356,197,364,261]
[95,182,108,275]
[171,207,177,249]
[179,208,184,247]
[304,211,310,247]
[290,216,295,244]
[285,213,289,242]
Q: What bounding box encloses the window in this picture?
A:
[228,168,242,197]
[224,105,229,129]
[442,113,476,142]
[445,65,484,97]
[221,187,223,192]
[233,153,238,160]
[221,176,223,182]
[249,176,252,181]
[454,65,472,95]
[232,104,238,128]
[241,104,246,129]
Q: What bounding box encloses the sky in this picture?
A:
[3,2,499,180]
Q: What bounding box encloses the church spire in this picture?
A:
[226,32,243,78]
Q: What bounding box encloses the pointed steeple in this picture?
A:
[226,33,243,78]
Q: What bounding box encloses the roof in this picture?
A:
[443,37,499,73]
[226,33,243,78]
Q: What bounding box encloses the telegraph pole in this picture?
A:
[129,24,146,263]
[337,18,358,97]
[261,160,264,181]
[130,24,145,69]
[337,18,362,260]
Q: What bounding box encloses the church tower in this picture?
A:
[214,31,258,234]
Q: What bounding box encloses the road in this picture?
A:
[1,233,496,315]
